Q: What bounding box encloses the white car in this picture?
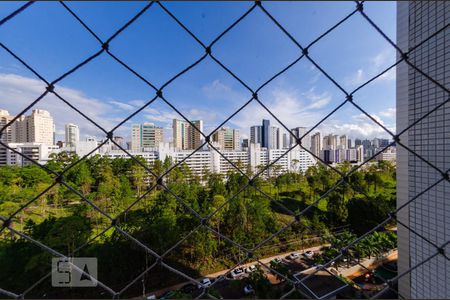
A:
[288,252,301,260]
[230,267,245,278]
[245,265,257,273]
[198,278,212,288]
[243,284,254,295]
[271,257,282,264]
[304,250,314,259]
[146,295,156,300]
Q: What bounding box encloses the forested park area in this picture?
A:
[0,153,396,298]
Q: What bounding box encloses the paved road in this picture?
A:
[138,244,326,299]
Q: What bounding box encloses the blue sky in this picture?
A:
[0,1,397,142]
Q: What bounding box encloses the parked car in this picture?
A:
[197,278,212,289]
[180,283,197,293]
[245,265,257,273]
[243,284,254,295]
[304,250,314,259]
[158,291,174,299]
[271,257,282,264]
[230,267,245,278]
[146,295,156,300]
[287,252,301,260]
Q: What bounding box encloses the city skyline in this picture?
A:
[0,2,396,143]
[0,107,394,151]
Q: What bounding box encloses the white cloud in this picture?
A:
[0,72,395,144]
[144,111,179,123]
[129,99,146,107]
[318,113,394,139]
[202,79,231,97]
[0,73,128,140]
[229,88,332,134]
[201,79,248,104]
[379,107,396,118]
[187,108,217,122]
[109,100,135,111]
[302,87,332,110]
[345,48,396,87]
[227,87,393,140]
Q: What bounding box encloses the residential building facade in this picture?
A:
[131,122,164,151]
[172,119,203,150]
[65,123,79,148]
[11,109,54,145]
[397,1,450,298]
[211,127,240,150]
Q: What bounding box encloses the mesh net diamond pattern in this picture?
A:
[0,1,449,299]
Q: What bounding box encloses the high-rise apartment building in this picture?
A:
[282,133,289,149]
[323,134,338,150]
[11,109,54,145]
[172,119,203,150]
[111,136,125,150]
[0,110,15,166]
[290,127,311,150]
[310,132,321,157]
[131,122,164,151]
[397,2,449,298]
[269,126,280,149]
[241,138,249,149]
[0,110,14,144]
[261,119,270,148]
[211,127,240,150]
[65,123,79,147]
[250,125,262,145]
[339,135,347,149]
[251,120,281,149]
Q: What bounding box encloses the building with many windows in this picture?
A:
[269,126,281,149]
[211,127,240,150]
[250,125,262,145]
[210,148,249,174]
[172,119,203,150]
[262,119,270,148]
[11,109,54,145]
[131,122,164,151]
[0,109,14,143]
[5,143,59,166]
[290,127,310,150]
[323,134,338,150]
[397,2,450,298]
[65,123,79,148]
[375,146,396,162]
[310,132,321,157]
[0,110,14,165]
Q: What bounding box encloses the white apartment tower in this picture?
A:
[0,110,15,165]
[322,134,338,150]
[339,135,347,149]
[172,119,203,150]
[290,127,311,150]
[310,132,321,157]
[269,126,281,149]
[11,109,54,145]
[397,1,449,298]
[65,123,79,147]
[0,110,14,143]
